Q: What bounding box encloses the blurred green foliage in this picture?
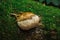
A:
[0,0,60,40]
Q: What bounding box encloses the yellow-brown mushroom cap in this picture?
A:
[11,12,35,21]
[10,12,41,30]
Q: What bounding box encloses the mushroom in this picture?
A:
[10,12,42,30]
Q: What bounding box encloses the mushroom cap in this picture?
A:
[11,12,41,30]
